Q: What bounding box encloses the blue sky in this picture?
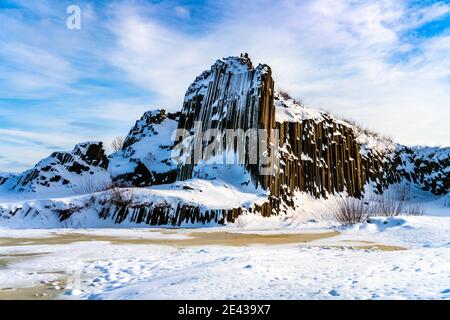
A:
[0,0,449,172]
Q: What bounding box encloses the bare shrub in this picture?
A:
[444,195,450,208]
[106,180,134,189]
[330,197,371,226]
[405,204,424,216]
[277,89,292,100]
[111,136,124,153]
[105,188,135,207]
[72,176,110,195]
[371,185,424,216]
[372,185,409,217]
[277,88,305,107]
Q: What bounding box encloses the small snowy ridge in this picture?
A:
[309,216,450,250]
[0,141,111,196]
[109,110,179,177]
[0,178,268,228]
[274,92,396,156]
[147,179,267,210]
[275,95,324,123]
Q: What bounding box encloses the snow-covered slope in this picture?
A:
[274,92,396,158]
[0,178,267,228]
[108,110,180,187]
[0,142,110,197]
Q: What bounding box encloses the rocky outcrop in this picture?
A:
[0,174,11,186]
[176,55,275,183]
[109,109,180,187]
[394,146,450,195]
[264,93,400,215]
[0,179,264,227]
[0,142,110,193]
[1,55,448,228]
[172,56,401,217]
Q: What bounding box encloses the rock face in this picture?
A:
[0,174,12,187]
[176,55,275,183]
[266,93,401,215]
[0,142,110,193]
[172,56,401,216]
[394,146,450,195]
[109,109,180,187]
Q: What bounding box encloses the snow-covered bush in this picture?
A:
[105,188,135,207]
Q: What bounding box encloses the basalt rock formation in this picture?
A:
[172,56,401,217]
[267,93,401,215]
[1,55,448,227]
[176,55,275,183]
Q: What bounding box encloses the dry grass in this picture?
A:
[371,185,424,217]
[277,88,304,106]
[72,176,134,196]
[277,89,292,100]
[329,197,371,226]
[72,177,110,195]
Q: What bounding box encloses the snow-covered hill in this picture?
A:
[0,142,110,197]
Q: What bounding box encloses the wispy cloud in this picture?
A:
[104,0,450,146]
[174,6,190,19]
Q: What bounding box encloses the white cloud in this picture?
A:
[1,0,450,172]
[106,3,215,108]
[105,0,450,147]
[174,6,190,19]
[0,42,79,97]
[402,1,450,29]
